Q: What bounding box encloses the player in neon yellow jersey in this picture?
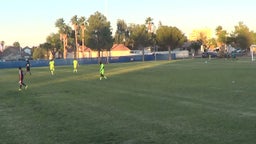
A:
[99,61,107,80]
[73,59,79,73]
[49,59,55,75]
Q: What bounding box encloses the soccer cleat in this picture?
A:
[19,88,22,91]
[25,85,28,89]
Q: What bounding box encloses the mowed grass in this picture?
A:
[0,58,256,144]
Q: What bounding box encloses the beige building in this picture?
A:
[110,44,131,57]
[73,44,131,58]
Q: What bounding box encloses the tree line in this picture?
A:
[1,11,256,60]
[34,11,188,60]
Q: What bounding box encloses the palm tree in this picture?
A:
[0,41,4,52]
[145,17,154,33]
[71,15,79,59]
[60,33,68,59]
[55,18,69,59]
[78,16,86,57]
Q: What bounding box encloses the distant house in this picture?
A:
[67,44,131,59]
[22,46,32,59]
[1,46,21,60]
[110,44,131,57]
[77,46,98,58]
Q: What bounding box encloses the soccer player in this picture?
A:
[25,59,31,75]
[49,59,55,75]
[73,59,79,73]
[18,67,28,91]
[99,61,107,80]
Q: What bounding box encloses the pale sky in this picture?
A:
[0,0,255,47]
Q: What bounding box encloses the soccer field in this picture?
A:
[0,59,256,144]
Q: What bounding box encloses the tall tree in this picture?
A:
[145,17,154,33]
[0,41,4,52]
[13,41,21,58]
[145,17,157,52]
[32,47,47,59]
[45,33,62,59]
[129,24,150,61]
[156,26,186,60]
[85,11,113,62]
[232,22,253,50]
[71,15,79,58]
[78,16,87,55]
[156,26,186,50]
[55,18,71,59]
[114,19,128,44]
[215,26,227,46]
[39,42,51,59]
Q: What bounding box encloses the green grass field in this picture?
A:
[1,58,256,144]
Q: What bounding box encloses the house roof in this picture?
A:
[111,44,130,51]
[23,46,31,49]
[79,46,92,52]
[84,47,92,52]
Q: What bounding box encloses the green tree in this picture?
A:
[78,16,87,51]
[156,26,186,60]
[215,26,227,46]
[85,11,113,61]
[190,40,202,54]
[145,17,157,50]
[55,18,71,34]
[1,41,4,48]
[156,26,185,51]
[114,19,128,44]
[13,41,20,48]
[45,33,62,59]
[145,17,154,33]
[55,18,72,59]
[129,24,150,61]
[232,22,253,49]
[129,24,149,49]
[226,36,236,46]
[39,42,51,59]
[32,47,47,59]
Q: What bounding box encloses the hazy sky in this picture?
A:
[0,0,255,47]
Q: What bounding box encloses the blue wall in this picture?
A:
[0,54,176,69]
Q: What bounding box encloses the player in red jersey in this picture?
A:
[18,67,28,91]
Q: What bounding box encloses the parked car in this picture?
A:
[202,51,218,58]
[233,48,246,56]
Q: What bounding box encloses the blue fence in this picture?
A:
[0,54,176,69]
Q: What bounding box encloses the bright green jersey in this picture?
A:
[49,61,54,69]
[100,63,104,74]
[73,60,78,68]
